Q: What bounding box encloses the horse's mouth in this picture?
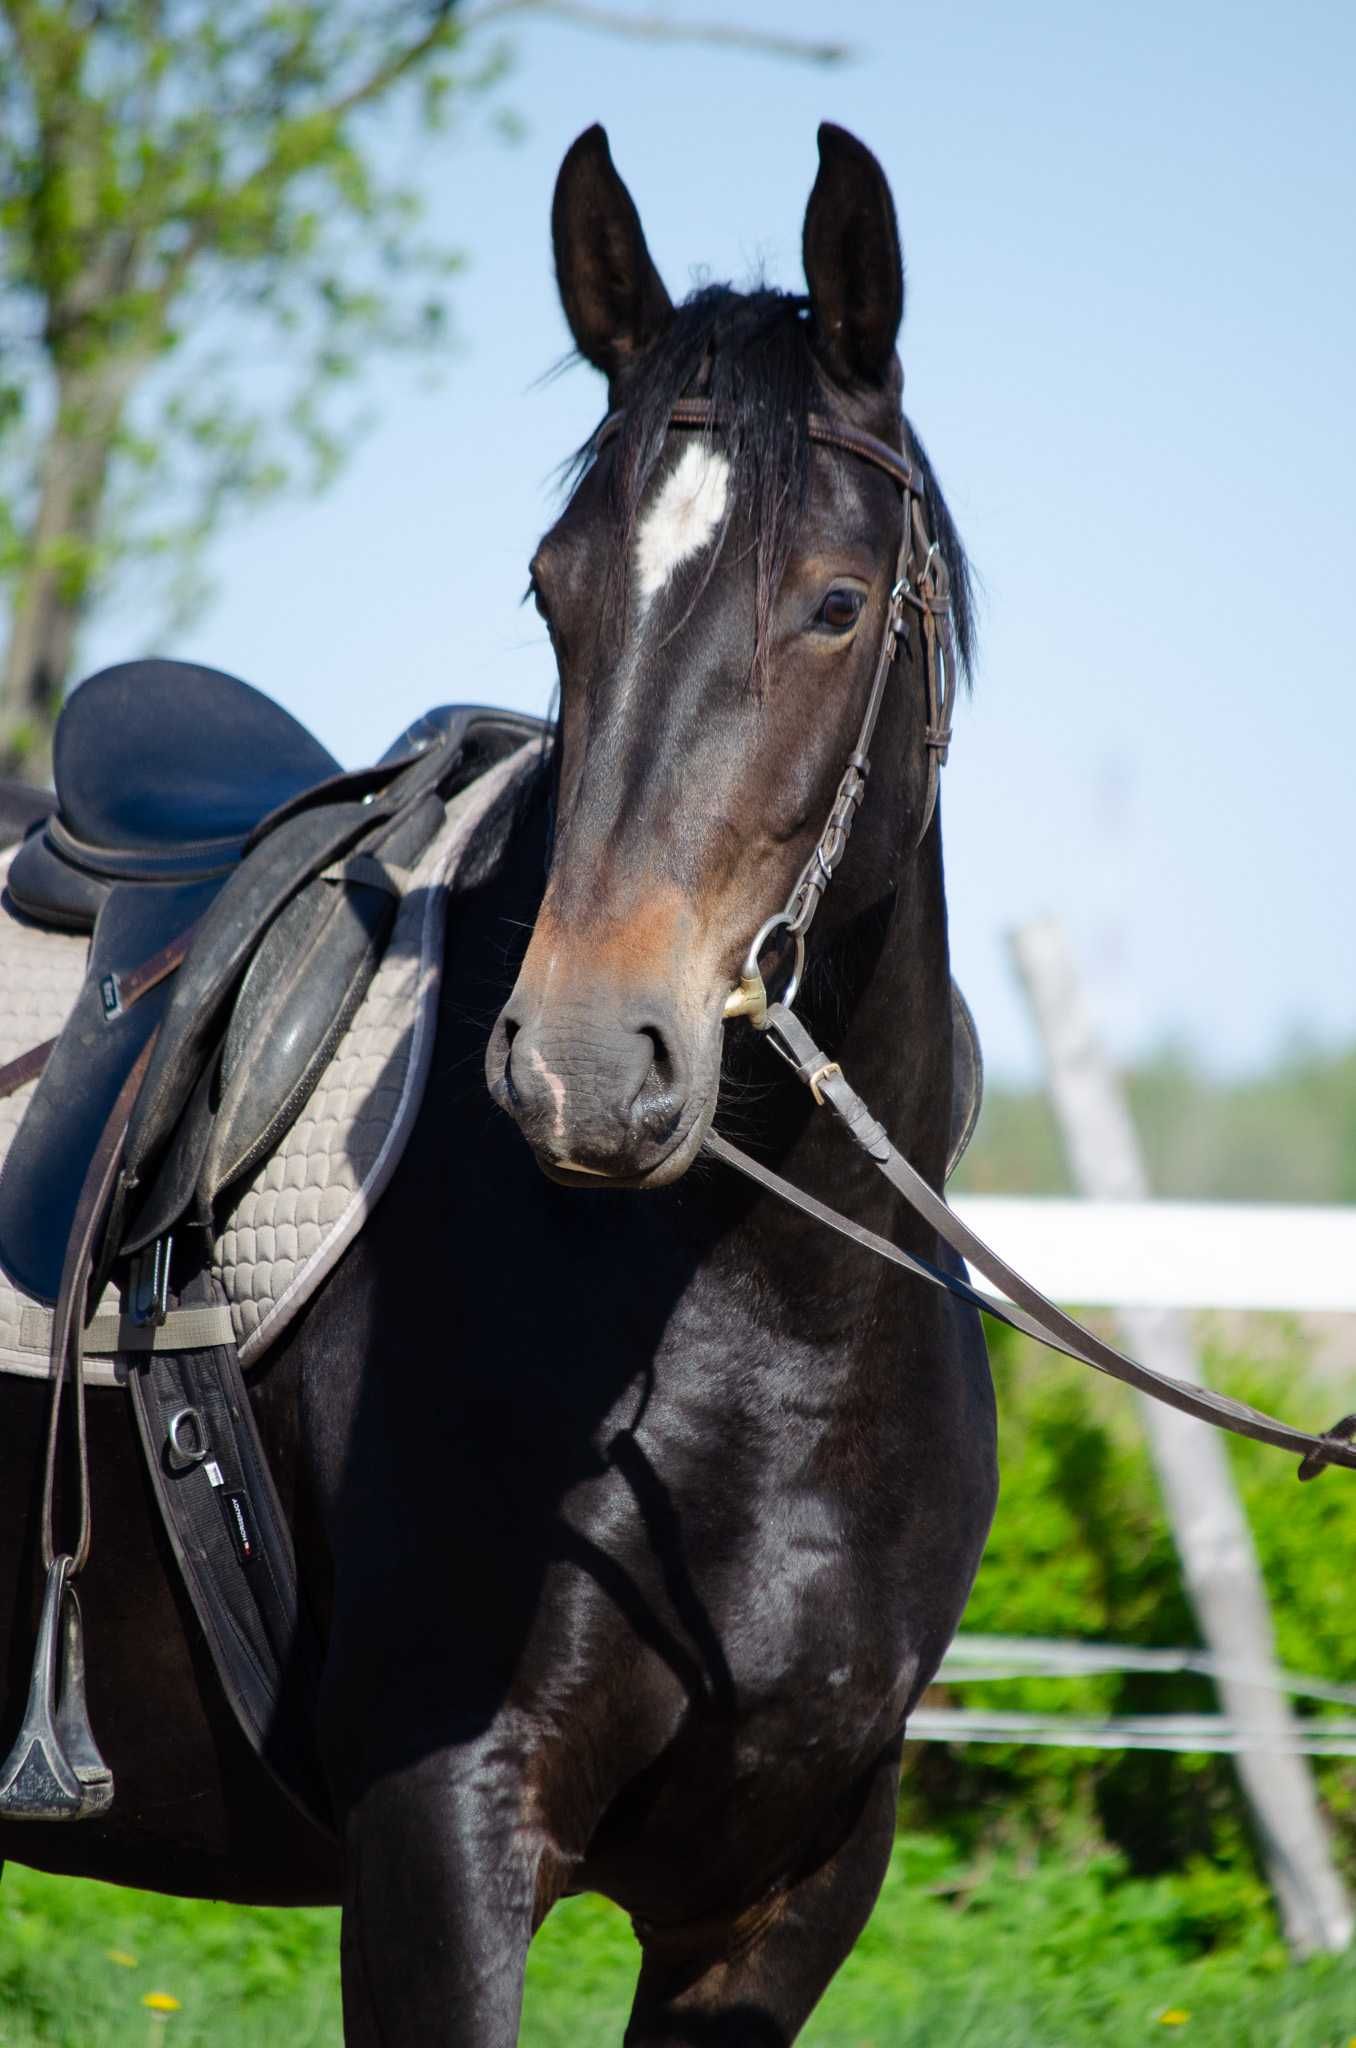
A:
[534,1100,713,1191]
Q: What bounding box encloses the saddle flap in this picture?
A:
[115,754,462,1264]
[107,799,378,1266]
[127,868,397,1250]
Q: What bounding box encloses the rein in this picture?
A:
[708,1007,1356,1480]
[601,399,1356,1483]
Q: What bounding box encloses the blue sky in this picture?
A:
[84,0,1356,1080]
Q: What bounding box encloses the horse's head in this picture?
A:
[488,123,963,1185]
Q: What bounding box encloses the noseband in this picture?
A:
[594,398,958,1026]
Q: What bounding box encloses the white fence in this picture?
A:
[925,1634,1356,1756]
[952,1197,1356,1314]
[916,1196,1356,1759]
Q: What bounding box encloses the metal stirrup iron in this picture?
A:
[0,1555,113,1820]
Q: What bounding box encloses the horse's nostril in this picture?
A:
[630,1024,684,1146]
[641,1024,674,1093]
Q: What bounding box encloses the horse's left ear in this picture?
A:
[802,124,904,390]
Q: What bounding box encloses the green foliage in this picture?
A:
[0,0,480,693]
[903,1321,1356,1885]
[955,1038,1356,1200]
[0,1863,339,2045]
[8,1838,1356,2045]
[1,1324,1354,2039]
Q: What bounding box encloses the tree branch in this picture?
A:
[313,1,459,127]
[153,4,457,302]
[457,0,848,65]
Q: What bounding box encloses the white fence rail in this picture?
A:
[923,1634,1356,1756]
[952,1197,1356,1313]
[916,1195,1356,1765]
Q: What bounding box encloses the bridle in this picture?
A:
[595,395,956,1024]
[592,398,1356,1483]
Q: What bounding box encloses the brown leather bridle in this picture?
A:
[594,397,957,1022]
[592,401,1356,1483]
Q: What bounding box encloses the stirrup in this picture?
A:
[0,1556,114,1821]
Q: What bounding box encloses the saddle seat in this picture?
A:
[0,660,547,1303]
[52,659,342,864]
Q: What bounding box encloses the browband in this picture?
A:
[593,397,923,497]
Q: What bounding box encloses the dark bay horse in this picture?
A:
[0,125,996,2044]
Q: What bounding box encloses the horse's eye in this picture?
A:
[815,588,865,634]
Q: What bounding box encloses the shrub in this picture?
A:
[902,1318,1356,1903]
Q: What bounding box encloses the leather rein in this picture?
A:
[5,407,1351,1482]
[607,398,1356,1482]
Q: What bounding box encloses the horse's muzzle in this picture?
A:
[486,986,715,1185]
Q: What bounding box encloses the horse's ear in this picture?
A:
[552,125,674,382]
[802,124,904,390]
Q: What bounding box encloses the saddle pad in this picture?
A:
[0,747,534,1386]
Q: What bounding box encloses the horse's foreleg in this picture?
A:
[624,1743,902,2048]
[336,1749,543,2048]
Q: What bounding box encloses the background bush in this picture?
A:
[903,1318,1356,1909]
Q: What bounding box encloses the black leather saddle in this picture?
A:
[0,659,547,1303]
[0,780,54,849]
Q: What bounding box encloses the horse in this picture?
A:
[0,123,996,2045]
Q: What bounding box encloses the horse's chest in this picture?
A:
[518,1425,915,1887]
[546,1501,910,1916]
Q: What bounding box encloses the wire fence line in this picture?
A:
[940,1634,1356,1708]
[909,1710,1356,1757]
[920,1635,1356,1757]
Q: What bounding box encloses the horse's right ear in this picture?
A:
[552,126,674,383]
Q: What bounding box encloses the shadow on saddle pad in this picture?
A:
[0,660,545,1305]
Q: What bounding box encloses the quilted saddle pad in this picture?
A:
[0,748,531,1385]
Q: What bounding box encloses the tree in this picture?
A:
[0,0,842,777]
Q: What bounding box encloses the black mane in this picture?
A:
[568,283,976,682]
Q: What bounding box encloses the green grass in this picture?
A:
[4,1835,1356,2045]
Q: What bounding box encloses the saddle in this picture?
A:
[0,660,546,1830]
[0,661,545,1304]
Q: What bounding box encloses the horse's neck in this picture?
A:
[721,822,954,1353]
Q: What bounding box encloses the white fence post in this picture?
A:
[1009,915,1352,1957]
